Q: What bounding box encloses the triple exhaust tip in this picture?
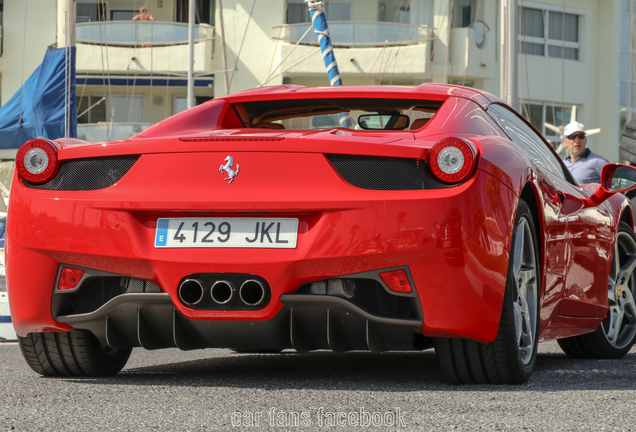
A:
[211,280,235,304]
[178,278,266,307]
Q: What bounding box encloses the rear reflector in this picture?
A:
[58,268,85,291]
[380,269,412,293]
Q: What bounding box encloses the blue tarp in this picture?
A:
[0,47,76,149]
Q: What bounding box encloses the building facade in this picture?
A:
[0,0,626,162]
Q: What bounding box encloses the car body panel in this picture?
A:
[6,84,630,351]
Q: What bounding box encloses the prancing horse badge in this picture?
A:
[219,156,239,184]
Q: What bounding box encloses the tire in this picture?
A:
[558,221,636,359]
[434,199,540,384]
[231,349,283,354]
[18,329,132,377]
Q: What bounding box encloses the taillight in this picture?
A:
[380,269,412,293]
[16,139,61,184]
[429,137,478,184]
[58,267,84,291]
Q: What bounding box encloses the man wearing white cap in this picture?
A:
[562,121,608,184]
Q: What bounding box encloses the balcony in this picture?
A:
[272,22,434,80]
[273,21,432,47]
[76,21,214,47]
[75,21,215,75]
[77,123,152,143]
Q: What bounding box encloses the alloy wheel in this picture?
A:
[512,217,538,365]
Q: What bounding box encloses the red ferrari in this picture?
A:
[7,84,636,384]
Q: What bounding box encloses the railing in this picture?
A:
[78,123,153,142]
[273,21,434,47]
[76,21,214,47]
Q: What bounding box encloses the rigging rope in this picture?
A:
[519,0,532,124]
[540,0,558,141]
[363,0,409,84]
[259,25,314,87]
[443,0,455,83]
[460,0,483,86]
[383,0,415,85]
[266,0,291,82]
[305,0,354,127]
[426,0,447,83]
[228,0,256,89]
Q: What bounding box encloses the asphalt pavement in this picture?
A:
[0,340,635,431]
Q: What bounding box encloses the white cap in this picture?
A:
[563,121,586,138]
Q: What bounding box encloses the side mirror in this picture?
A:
[358,114,410,130]
[583,163,636,207]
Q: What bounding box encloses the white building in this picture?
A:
[0,0,629,162]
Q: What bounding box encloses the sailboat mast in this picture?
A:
[187,0,195,108]
[500,0,518,109]
[305,0,354,127]
[218,0,230,95]
[57,0,76,137]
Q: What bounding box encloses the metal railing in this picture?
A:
[273,21,434,47]
[76,21,214,47]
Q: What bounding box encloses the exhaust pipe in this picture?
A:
[240,280,266,306]
[210,280,235,305]
[179,279,206,306]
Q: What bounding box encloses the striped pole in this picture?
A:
[305,0,355,128]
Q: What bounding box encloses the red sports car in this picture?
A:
[7,84,636,384]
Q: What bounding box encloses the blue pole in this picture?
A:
[305,0,355,128]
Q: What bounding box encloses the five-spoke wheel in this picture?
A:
[558,221,636,358]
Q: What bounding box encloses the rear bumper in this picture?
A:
[56,292,424,352]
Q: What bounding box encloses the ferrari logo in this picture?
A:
[618,285,624,298]
[219,156,240,184]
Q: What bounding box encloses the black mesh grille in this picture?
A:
[327,154,460,190]
[61,277,162,316]
[23,155,140,191]
[296,278,417,319]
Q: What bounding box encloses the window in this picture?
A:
[452,0,475,28]
[378,1,411,24]
[176,0,215,25]
[111,10,136,21]
[111,95,144,123]
[488,104,573,183]
[519,6,581,60]
[76,1,106,22]
[286,0,351,24]
[77,95,106,124]
[520,102,574,142]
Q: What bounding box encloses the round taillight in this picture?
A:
[429,137,478,184]
[16,139,61,184]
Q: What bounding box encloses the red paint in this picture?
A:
[6,84,631,347]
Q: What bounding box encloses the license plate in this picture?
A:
[155,218,298,248]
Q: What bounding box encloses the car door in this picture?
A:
[487,104,571,278]
[486,104,611,323]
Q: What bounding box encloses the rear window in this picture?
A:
[232,98,443,131]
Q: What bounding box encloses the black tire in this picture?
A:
[231,348,283,354]
[558,221,636,359]
[434,199,540,384]
[18,329,132,377]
